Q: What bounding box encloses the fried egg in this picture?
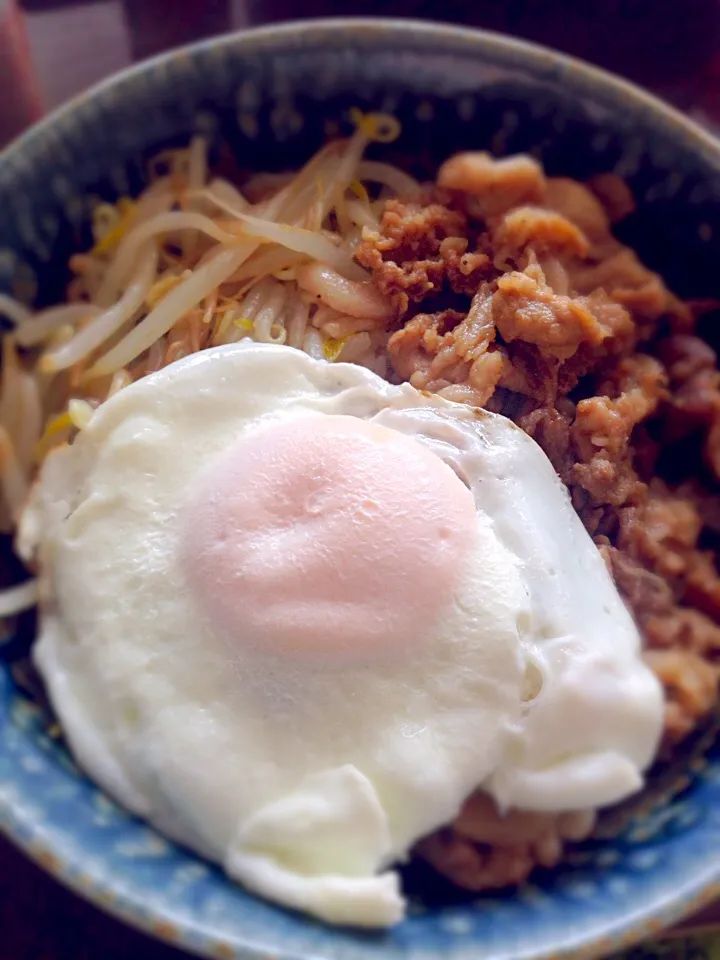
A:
[18,341,663,927]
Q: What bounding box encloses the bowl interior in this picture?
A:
[2,20,720,960]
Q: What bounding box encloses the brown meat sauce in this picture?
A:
[358,151,720,891]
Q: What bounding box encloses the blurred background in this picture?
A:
[2,0,720,148]
[2,0,720,957]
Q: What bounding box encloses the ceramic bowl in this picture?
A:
[2,19,720,960]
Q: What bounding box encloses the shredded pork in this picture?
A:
[357,152,720,891]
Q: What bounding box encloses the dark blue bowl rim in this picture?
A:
[3,17,720,171]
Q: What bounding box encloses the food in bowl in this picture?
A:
[0,112,717,925]
[16,339,663,926]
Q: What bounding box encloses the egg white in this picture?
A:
[18,341,662,926]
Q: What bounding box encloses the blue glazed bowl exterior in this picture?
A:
[2,19,720,960]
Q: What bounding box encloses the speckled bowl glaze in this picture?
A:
[2,19,720,960]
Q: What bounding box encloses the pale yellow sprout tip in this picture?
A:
[32,411,73,462]
[68,398,95,430]
[146,274,183,309]
[233,317,255,331]
[322,337,347,362]
[349,109,401,144]
[38,354,58,375]
[349,179,370,204]
[90,198,137,256]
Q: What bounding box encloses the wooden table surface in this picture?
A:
[3,2,720,956]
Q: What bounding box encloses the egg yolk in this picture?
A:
[181,415,476,664]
